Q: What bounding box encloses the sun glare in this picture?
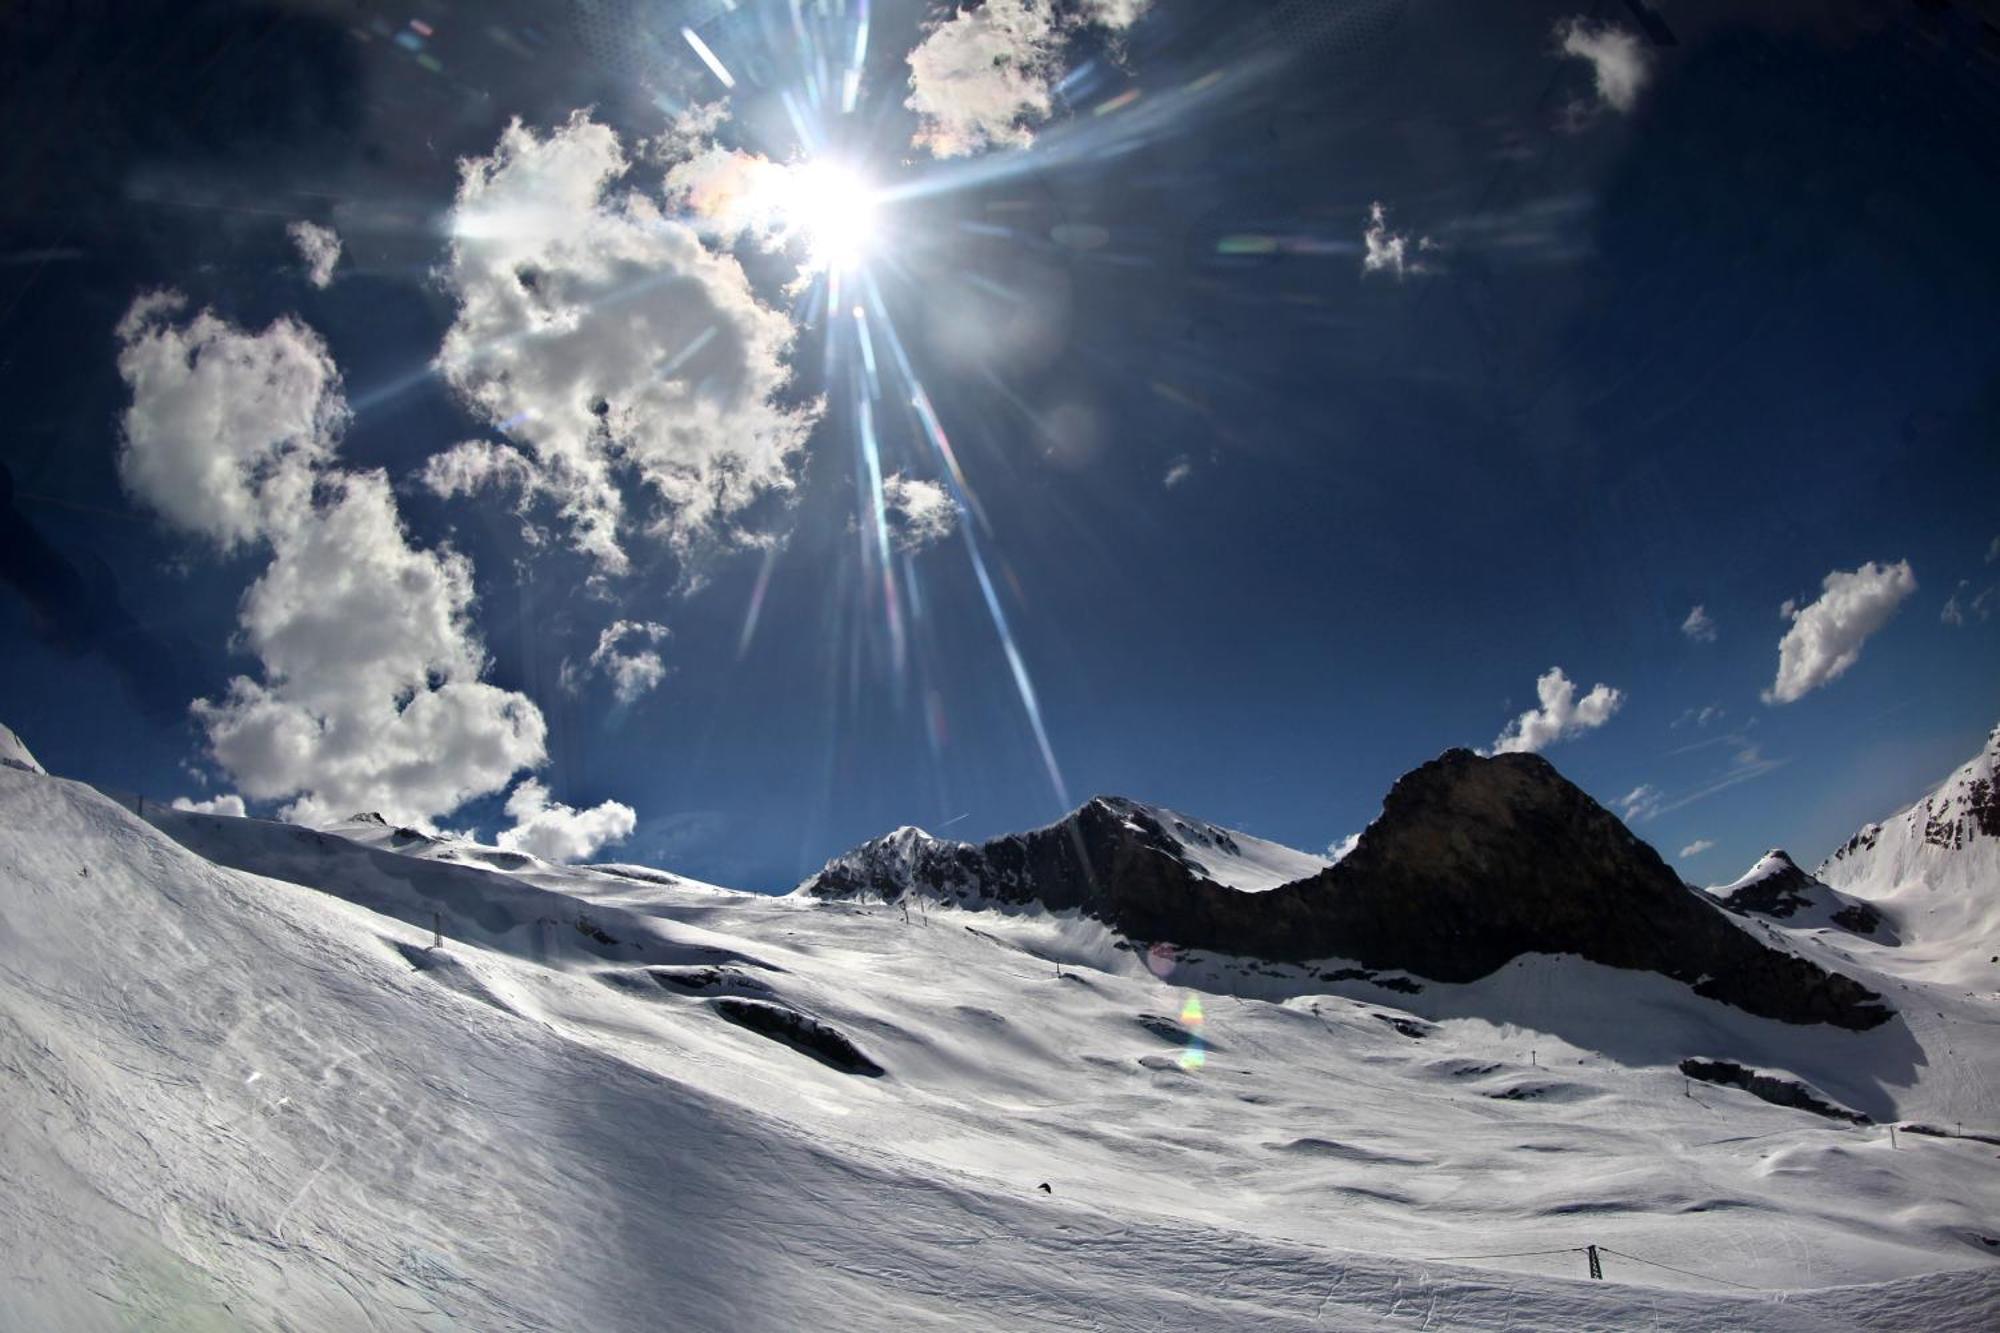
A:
[778,160,879,271]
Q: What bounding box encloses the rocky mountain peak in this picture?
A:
[807,747,1890,1029]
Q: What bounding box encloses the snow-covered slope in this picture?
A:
[1819,724,2000,987]
[1110,798,1333,891]
[5,765,2000,1328]
[0,720,43,774]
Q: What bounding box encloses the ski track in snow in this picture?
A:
[0,766,1996,1330]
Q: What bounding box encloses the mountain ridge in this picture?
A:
[806,747,1891,1030]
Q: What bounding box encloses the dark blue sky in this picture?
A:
[2,0,1996,889]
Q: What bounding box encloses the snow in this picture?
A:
[2,764,1998,1328]
[1818,724,2000,988]
[1113,798,1333,892]
[1704,850,1890,939]
[0,721,43,774]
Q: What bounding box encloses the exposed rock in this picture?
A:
[1710,850,1888,938]
[806,750,1891,1030]
[712,998,883,1077]
[1679,1058,1869,1124]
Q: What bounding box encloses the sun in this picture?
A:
[774,160,880,272]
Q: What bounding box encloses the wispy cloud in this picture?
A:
[1617,784,1663,822]
[1941,580,1994,627]
[1679,838,1714,859]
[1680,604,1717,642]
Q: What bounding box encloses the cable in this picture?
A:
[1415,1247,1584,1262]
[1596,1247,1764,1291]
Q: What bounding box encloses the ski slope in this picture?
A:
[2,763,1997,1330]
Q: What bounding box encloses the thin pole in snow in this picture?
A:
[432,911,442,949]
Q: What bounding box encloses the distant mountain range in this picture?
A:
[805,737,2000,1030]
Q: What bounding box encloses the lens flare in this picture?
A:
[772,161,879,272]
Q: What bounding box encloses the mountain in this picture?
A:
[0,721,42,774]
[806,749,1890,1030]
[1707,850,1890,940]
[1819,723,2000,986]
[4,732,2000,1326]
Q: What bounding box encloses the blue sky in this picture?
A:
[2,0,1996,889]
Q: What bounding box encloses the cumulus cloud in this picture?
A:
[590,619,671,703]
[1491,666,1625,754]
[1617,784,1663,823]
[436,113,817,576]
[117,294,552,829]
[496,777,636,863]
[115,292,345,550]
[1763,560,1916,704]
[191,467,549,828]
[1679,838,1714,859]
[1327,831,1361,862]
[1680,604,1716,642]
[171,793,247,817]
[881,473,959,552]
[906,0,1061,157]
[1554,17,1650,114]
[1361,202,1433,279]
[288,220,341,288]
[903,0,1151,158]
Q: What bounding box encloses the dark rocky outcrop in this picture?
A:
[805,749,1892,1030]
[713,998,884,1077]
[1680,1058,1869,1123]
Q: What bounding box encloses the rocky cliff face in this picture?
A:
[1816,722,2000,987]
[804,750,1892,1030]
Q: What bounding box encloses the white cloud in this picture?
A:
[901,0,1151,159]
[1491,666,1624,754]
[1162,456,1193,488]
[1679,838,1714,859]
[1942,580,1995,627]
[1078,0,1151,27]
[115,292,345,550]
[906,0,1061,158]
[590,620,671,704]
[1327,832,1361,862]
[1680,604,1716,642]
[420,438,544,503]
[1987,535,1999,564]
[1554,17,1651,114]
[117,295,551,830]
[1617,784,1662,823]
[881,473,959,552]
[436,113,817,576]
[1672,704,1724,730]
[171,793,247,817]
[288,220,341,289]
[1763,559,1916,704]
[1361,202,1433,279]
[496,777,636,863]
